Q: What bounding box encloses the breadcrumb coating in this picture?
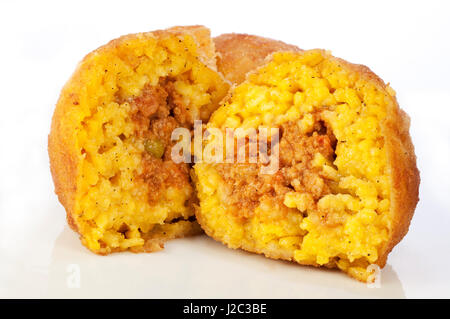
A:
[214,33,301,84]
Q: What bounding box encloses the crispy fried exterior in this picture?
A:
[375,79,420,267]
[49,26,226,253]
[214,33,301,85]
[194,50,420,281]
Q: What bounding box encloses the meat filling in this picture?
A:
[129,79,193,205]
[216,115,337,219]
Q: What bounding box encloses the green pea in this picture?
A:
[144,138,165,158]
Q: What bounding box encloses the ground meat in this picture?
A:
[279,120,335,198]
[129,79,193,204]
[216,117,337,219]
[217,162,288,218]
[130,79,192,134]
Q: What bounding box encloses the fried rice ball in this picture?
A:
[193,49,420,282]
[49,26,230,254]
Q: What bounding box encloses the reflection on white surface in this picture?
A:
[44,226,405,299]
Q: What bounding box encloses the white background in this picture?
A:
[0,0,449,298]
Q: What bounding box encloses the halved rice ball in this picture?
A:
[49,26,229,254]
[194,49,419,281]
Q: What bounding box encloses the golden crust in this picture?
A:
[194,49,420,281]
[379,89,420,266]
[48,26,217,251]
[214,33,301,85]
